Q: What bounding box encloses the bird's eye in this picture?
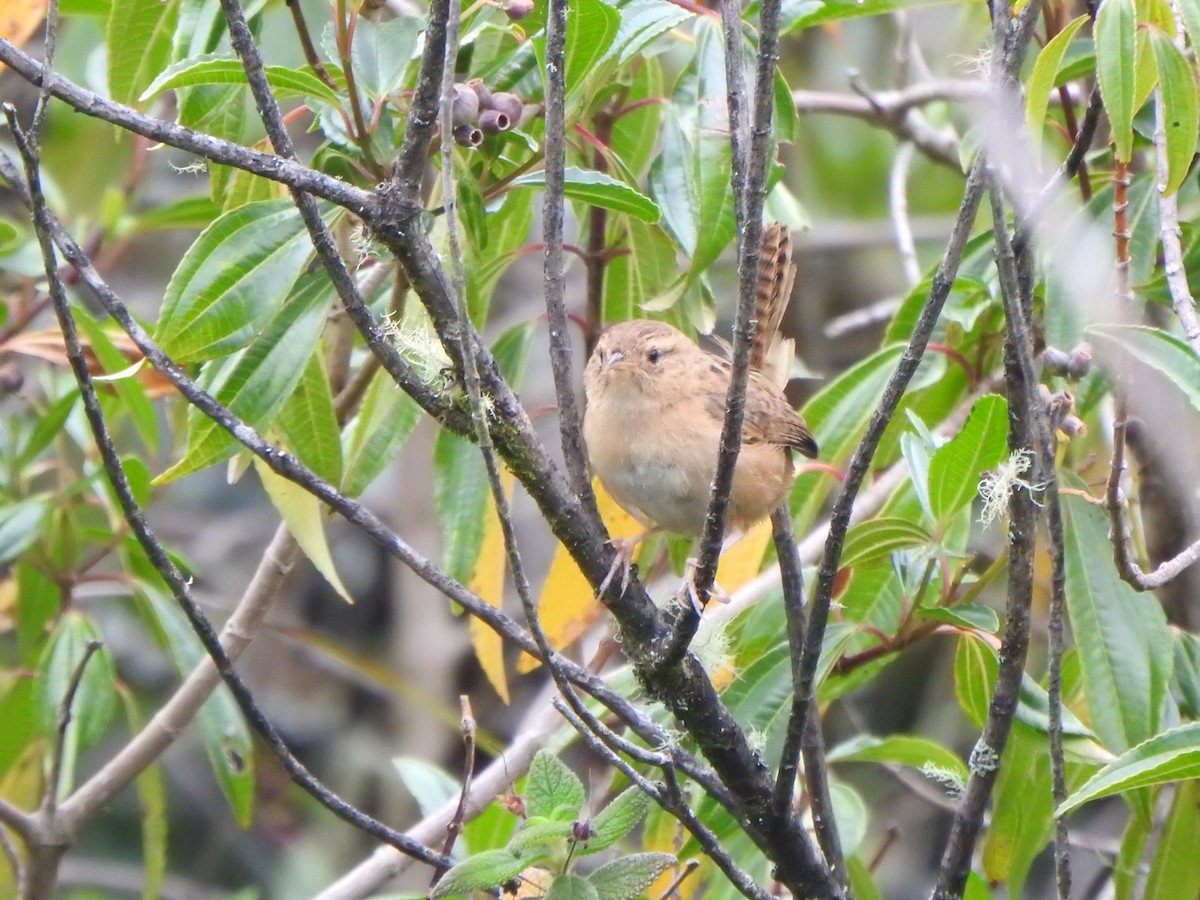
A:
[647,348,661,364]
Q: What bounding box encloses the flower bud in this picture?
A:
[1058,415,1087,438]
[465,78,492,110]
[487,91,523,123]
[502,0,534,19]
[451,83,480,127]
[478,108,511,134]
[452,123,484,147]
[1066,343,1092,380]
[1041,346,1071,376]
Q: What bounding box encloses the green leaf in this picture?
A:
[1172,631,1200,718]
[586,853,675,900]
[133,581,255,828]
[128,195,221,234]
[542,875,596,900]
[0,497,50,565]
[349,17,423,100]
[525,750,586,820]
[392,757,460,818]
[276,352,343,486]
[16,563,60,666]
[156,272,333,483]
[608,0,690,66]
[602,218,679,323]
[36,613,118,797]
[918,604,1000,634]
[1059,723,1200,815]
[1177,0,1200,54]
[1149,30,1200,197]
[1087,328,1200,402]
[846,855,884,900]
[430,848,532,898]
[107,0,179,107]
[1096,0,1137,161]
[76,312,160,453]
[341,371,422,497]
[255,457,355,604]
[1062,484,1172,752]
[831,781,869,856]
[982,722,1054,894]
[509,818,573,853]
[927,394,1009,527]
[1145,779,1200,899]
[839,517,932,569]
[18,391,78,467]
[140,54,341,104]
[583,786,650,854]
[1026,15,1090,143]
[781,0,970,31]
[119,689,167,900]
[531,0,621,101]
[827,734,969,783]
[509,168,661,223]
[155,200,323,363]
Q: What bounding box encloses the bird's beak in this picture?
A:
[601,350,624,371]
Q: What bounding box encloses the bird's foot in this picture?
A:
[597,535,642,597]
[678,557,731,615]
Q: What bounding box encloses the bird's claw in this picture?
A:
[677,557,730,615]
[597,536,638,597]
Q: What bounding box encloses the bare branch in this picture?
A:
[889,141,922,285]
[1154,85,1200,354]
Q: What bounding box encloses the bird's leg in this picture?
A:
[597,529,657,596]
[678,531,744,614]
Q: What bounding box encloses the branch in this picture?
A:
[1153,80,1200,355]
[552,699,772,900]
[542,0,594,504]
[1044,478,1073,898]
[889,141,922,285]
[44,640,102,816]
[5,114,454,870]
[0,39,373,214]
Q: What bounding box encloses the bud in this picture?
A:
[465,78,492,110]
[478,108,511,134]
[452,123,484,147]
[451,83,480,127]
[1041,346,1071,376]
[1058,415,1087,438]
[502,0,534,19]
[0,362,23,395]
[1066,343,1092,380]
[487,91,523,123]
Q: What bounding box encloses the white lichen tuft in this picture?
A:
[968,740,999,776]
[953,46,993,79]
[169,159,208,175]
[348,221,388,266]
[921,762,966,797]
[978,448,1043,527]
[382,312,451,384]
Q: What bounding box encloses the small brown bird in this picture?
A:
[582,223,818,602]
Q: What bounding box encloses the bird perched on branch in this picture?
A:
[582,223,818,605]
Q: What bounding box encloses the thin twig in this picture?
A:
[30,0,59,143]
[541,0,594,505]
[1153,85,1200,355]
[0,821,21,890]
[552,700,772,900]
[848,72,962,170]
[432,696,477,884]
[44,640,102,815]
[5,115,454,871]
[0,798,34,843]
[890,141,922,285]
[285,0,337,90]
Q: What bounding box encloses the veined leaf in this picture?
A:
[108,0,178,107]
[827,733,968,783]
[467,469,515,704]
[1149,30,1199,197]
[347,17,423,101]
[839,518,932,569]
[155,200,329,363]
[1061,485,1171,752]
[341,371,422,498]
[526,750,585,819]
[1096,0,1137,161]
[927,394,1008,528]
[140,53,341,104]
[1059,723,1200,815]
[276,352,343,486]
[1087,323,1200,413]
[255,457,354,604]
[1026,15,1090,145]
[509,168,661,223]
[132,579,255,827]
[156,272,333,484]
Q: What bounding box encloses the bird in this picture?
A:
[582,223,818,607]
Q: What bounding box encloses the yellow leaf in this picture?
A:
[517,482,641,673]
[715,519,773,594]
[468,469,514,704]
[0,0,46,74]
[254,458,354,604]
